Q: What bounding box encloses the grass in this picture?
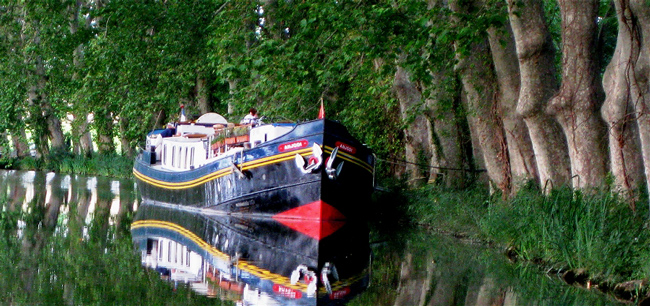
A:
[0,150,134,179]
[401,183,650,298]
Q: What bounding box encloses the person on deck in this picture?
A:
[240,108,262,126]
[160,123,176,137]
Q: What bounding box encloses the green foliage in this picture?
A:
[0,0,622,183]
[406,185,492,235]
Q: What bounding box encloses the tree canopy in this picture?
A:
[4,0,650,201]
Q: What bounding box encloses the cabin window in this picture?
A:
[180,246,184,264]
[186,250,191,266]
[172,242,176,263]
[190,148,195,168]
[171,146,176,167]
[184,147,188,169]
[168,241,172,262]
[158,241,163,260]
[163,145,167,166]
[178,146,183,169]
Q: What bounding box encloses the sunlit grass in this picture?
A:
[5,151,134,178]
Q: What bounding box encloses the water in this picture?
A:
[0,170,624,305]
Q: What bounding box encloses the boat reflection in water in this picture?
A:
[131,201,371,305]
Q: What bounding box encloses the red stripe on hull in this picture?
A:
[272,200,347,239]
[272,200,345,221]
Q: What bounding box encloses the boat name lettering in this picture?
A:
[272,284,303,299]
[278,140,309,152]
[330,287,351,299]
[335,141,356,154]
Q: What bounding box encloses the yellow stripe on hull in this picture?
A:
[133,145,373,190]
[131,219,370,295]
[131,220,307,291]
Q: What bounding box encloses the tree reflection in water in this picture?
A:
[350,229,625,306]
[0,170,220,306]
[0,170,629,306]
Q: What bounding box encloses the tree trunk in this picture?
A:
[96,110,115,154]
[119,116,134,157]
[11,129,30,158]
[78,114,94,156]
[27,84,50,158]
[449,0,511,196]
[424,74,470,188]
[601,0,645,199]
[394,66,436,186]
[196,75,211,114]
[228,79,238,114]
[70,0,94,157]
[625,0,650,212]
[506,0,571,193]
[21,11,49,158]
[487,21,538,192]
[547,0,608,190]
[21,10,66,155]
[45,102,66,151]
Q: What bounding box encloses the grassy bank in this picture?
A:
[401,184,650,301]
[0,151,134,178]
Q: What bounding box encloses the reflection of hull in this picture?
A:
[131,202,371,305]
[133,119,374,220]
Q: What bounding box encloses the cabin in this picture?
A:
[144,113,296,171]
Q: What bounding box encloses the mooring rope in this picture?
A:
[375,156,487,173]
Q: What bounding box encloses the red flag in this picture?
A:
[318,100,325,119]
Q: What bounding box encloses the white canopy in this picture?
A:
[196,112,228,124]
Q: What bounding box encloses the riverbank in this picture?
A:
[390,184,650,303]
[0,151,133,179]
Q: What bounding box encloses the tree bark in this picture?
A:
[228,79,238,114]
[506,0,571,193]
[393,66,436,186]
[601,0,645,199]
[70,0,94,157]
[95,110,115,154]
[623,0,650,211]
[424,74,470,188]
[547,0,608,190]
[20,8,66,156]
[119,116,134,157]
[487,21,538,192]
[196,75,211,114]
[77,114,94,157]
[11,129,30,158]
[450,0,511,196]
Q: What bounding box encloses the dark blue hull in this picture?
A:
[131,201,372,305]
[133,119,374,220]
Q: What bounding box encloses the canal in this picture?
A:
[0,170,623,305]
